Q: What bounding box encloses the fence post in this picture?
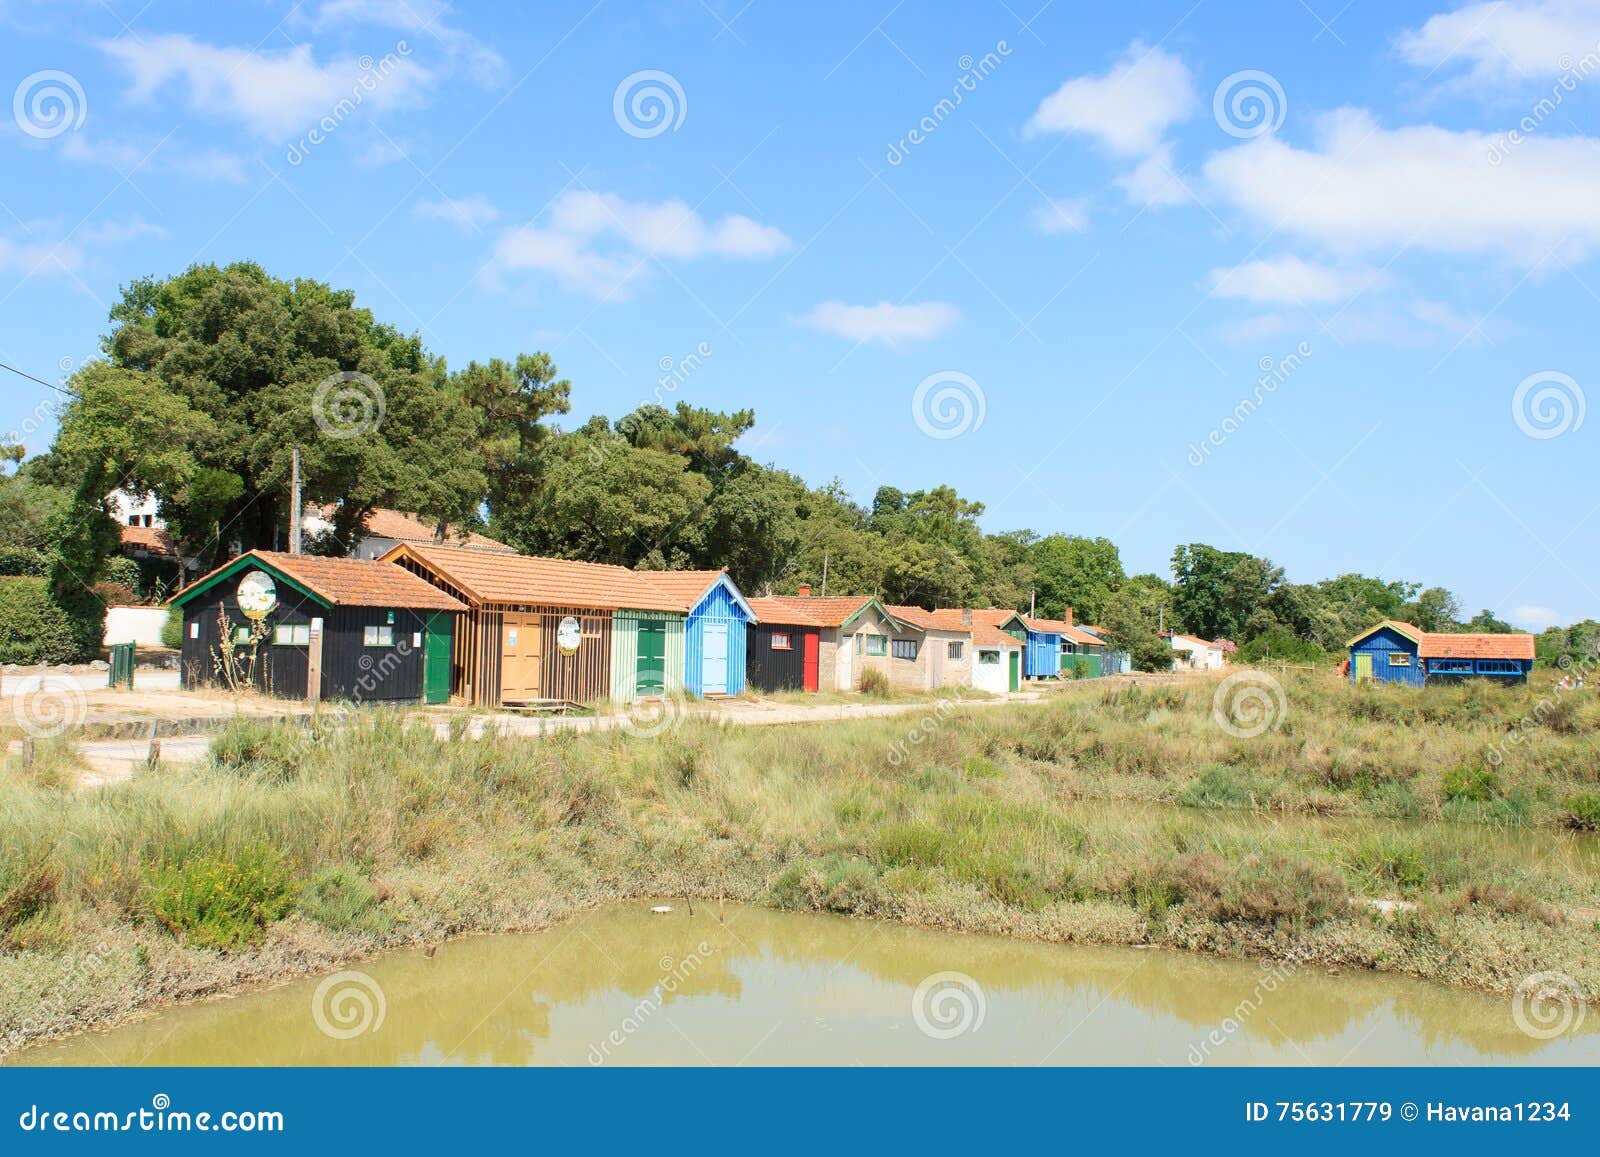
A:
[307,618,324,709]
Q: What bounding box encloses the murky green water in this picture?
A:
[13,904,1598,1066]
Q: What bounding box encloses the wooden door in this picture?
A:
[702,620,729,694]
[802,632,819,692]
[501,614,543,701]
[635,618,667,696]
[1008,650,1020,692]
[1354,653,1372,683]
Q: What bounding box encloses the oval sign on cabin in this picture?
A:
[557,615,582,655]
[236,570,278,620]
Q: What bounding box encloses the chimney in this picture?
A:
[797,584,812,597]
[1064,607,1073,626]
[961,609,973,627]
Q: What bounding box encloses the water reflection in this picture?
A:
[14,904,1598,1067]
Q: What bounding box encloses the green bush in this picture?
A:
[1441,765,1498,803]
[145,847,298,951]
[210,718,321,783]
[770,854,883,913]
[856,667,891,698]
[104,556,142,593]
[0,577,85,664]
[1562,792,1600,832]
[296,866,392,938]
[160,605,184,649]
[0,546,50,577]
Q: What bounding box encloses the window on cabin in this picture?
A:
[771,632,792,651]
[363,625,395,647]
[1432,659,1473,673]
[891,639,918,661]
[1387,652,1411,666]
[947,641,963,660]
[231,626,253,645]
[1478,660,1520,674]
[273,624,312,647]
[864,635,887,657]
[978,650,1000,665]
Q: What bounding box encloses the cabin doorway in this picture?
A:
[501,615,543,701]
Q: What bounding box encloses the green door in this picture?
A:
[423,613,453,705]
[1008,650,1021,692]
[636,618,667,695]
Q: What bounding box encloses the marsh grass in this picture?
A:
[2,673,1598,1055]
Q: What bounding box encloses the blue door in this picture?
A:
[703,621,730,694]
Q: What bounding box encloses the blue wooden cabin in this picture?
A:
[1347,620,1534,686]
[643,569,755,697]
[998,614,1063,679]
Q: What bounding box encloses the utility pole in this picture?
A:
[289,447,303,556]
[821,550,829,598]
[1030,587,1036,618]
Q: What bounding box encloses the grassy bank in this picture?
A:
[3,671,1598,1056]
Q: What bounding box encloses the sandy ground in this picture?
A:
[46,689,1050,786]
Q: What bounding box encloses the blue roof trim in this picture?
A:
[689,572,756,622]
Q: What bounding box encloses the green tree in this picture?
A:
[1464,608,1513,633]
[1032,534,1125,623]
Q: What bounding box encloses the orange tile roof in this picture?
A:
[885,606,1024,647]
[636,569,727,608]
[1025,616,1073,634]
[174,550,466,613]
[358,508,513,553]
[747,596,825,628]
[760,594,878,628]
[969,621,1022,647]
[120,525,175,556]
[384,543,687,612]
[1417,632,1535,660]
[1061,623,1106,648]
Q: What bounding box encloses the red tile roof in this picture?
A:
[174,550,466,613]
[1417,632,1536,660]
[1024,616,1073,634]
[358,508,514,553]
[636,569,727,609]
[120,525,176,557]
[747,596,825,628]
[1061,623,1107,648]
[384,543,687,612]
[759,594,879,628]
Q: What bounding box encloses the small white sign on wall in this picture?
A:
[189,622,199,640]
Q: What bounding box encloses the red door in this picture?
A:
[802,632,819,692]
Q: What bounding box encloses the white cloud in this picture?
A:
[1204,107,1600,264]
[1029,197,1089,234]
[794,301,960,345]
[1397,0,1600,86]
[58,134,247,183]
[413,194,499,230]
[1509,604,1562,631]
[1025,42,1197,208]
[0,215,163,279]
[1211,256,1391,304]
[314,0,507,84]
[99,33,432,138]
[490,191,790,299]
[1026,42,1195,153]
[1216,313,1297,344]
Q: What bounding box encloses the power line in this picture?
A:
[0,359,75,398]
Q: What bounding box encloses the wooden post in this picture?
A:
[146,740,161,770]
[20,738,34,770]
[307,617,324,708]
[289,447,303,555]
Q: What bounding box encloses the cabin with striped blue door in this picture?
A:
[640,569,756,698]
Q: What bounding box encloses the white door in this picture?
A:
[703,621,729,694]
[836,634,853,691]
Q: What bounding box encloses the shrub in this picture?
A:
[1562,792,1600,832]
[145,847,298,951]
[210,718,312,783]
[296,866,392,938]
[0,546,50,577]
[1441,765,1498,803]
[104,556,142,594]
[770,854,883,914]
[160,605,184,649]
[0,577,83,665]
[0,859,60,940]
[1171,852,1347,926]
[856,667,891,699]
[1176,764,1278,810]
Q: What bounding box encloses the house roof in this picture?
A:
[120,525,176,557]
[171,550,466,613]
[747,596,825,628]
[358,508,514,554]
[1166,633,1221,650]
[637,568,756,620]
[1061,623,1107,648]
[969,621,1023,647]
[1346,619,1534,661]
[380,543,686,612]
[1024,616,1071,636]
[883,606,1024,647]
[1417,632,1536,660]
[759,594,880,628]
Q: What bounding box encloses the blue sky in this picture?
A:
[2,0,1597,628]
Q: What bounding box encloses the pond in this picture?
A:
[13,903,1597,1066]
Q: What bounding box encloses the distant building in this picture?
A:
[1347,620,1534,685]
[304,508,514,560]
[1167,633,1225,671]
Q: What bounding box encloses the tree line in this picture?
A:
[2,262,1592,669]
